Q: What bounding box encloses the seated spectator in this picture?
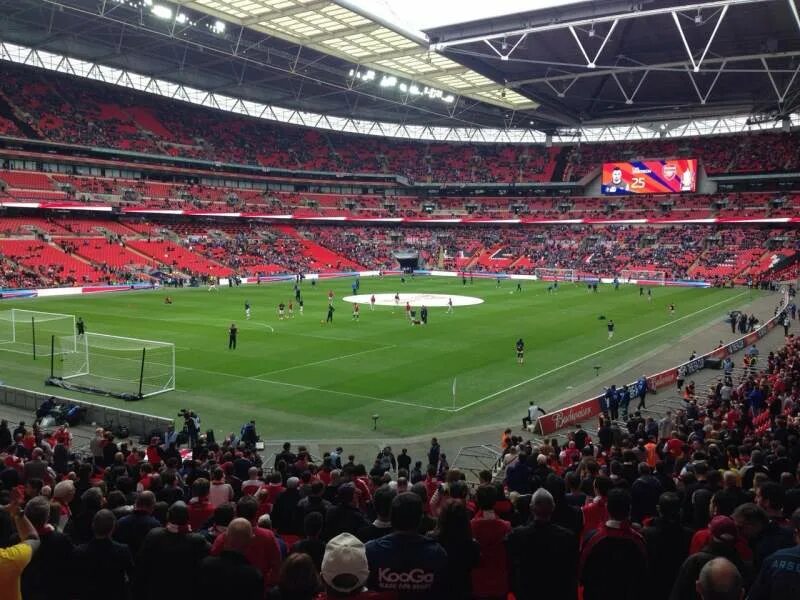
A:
[270,552,321,600]
[696,557,745,600]
[113,490,160,556]
[357,485,395,542]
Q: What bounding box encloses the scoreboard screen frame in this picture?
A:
[600,158,698,195]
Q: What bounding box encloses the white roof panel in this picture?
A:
[182,0,538,110]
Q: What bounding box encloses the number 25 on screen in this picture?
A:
[632,177,646,189]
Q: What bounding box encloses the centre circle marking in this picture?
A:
[341,293,484,307]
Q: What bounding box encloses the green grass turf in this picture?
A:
[0,277,757,439]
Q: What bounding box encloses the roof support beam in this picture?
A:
[685,60,727,104]
[762,56,800,103]
[432,0,766,49]
[611,70,649,104]
[568,20,617,69]
[671,5,728,72]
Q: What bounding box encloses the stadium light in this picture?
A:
[212,20,226,34]
[175,12,188,25]
[151,4,172,20]
[380,75,397,87]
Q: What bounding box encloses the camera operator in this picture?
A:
[179,410,201,448]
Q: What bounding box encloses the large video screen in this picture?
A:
[601,158,697,195]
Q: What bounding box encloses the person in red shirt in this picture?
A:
[210,496,282,589]
[188,478,215,532]
[470,485,511,599]
[581,476,612,542]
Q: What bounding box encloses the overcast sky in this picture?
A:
[348,0,581,33]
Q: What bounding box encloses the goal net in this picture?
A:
[620,269,667,285]
[47,332,175,400]
[534,268,578,282]
[0,309,76,358]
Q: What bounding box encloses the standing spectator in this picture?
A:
[272,553,320,600]
[273,477,303,536]
[427,438,440,468]
[581,476,612,539]
[21,496,74,600]
[113,490,160,557]
[696,557,744,600]
[0,491,39,600]
[365,492,447,598]
[197,518,263,600]
[292,512,326,572]
[72,510,134,600]
[669,515,748,600]
[748,508,800,600]
[642,493,693,600]
[631,463,663,524]
[211,495,282,587]
[506,487,578,600]
[397,449,411,472]
[135,501,210,600]
[209,467,234,508]
[323,484,369,542]
[580,488,648,600]
[188,478,215,531]
[470,485,511,600]
[427,499,480,599]
[357,485,395,543]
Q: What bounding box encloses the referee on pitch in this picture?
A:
[228,323,238,349]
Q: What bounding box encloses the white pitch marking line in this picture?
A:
[253,344,397,376]
[452,291,748,413]
[253,323,275,332]
[250,375,454,412]
[173,363,453,412]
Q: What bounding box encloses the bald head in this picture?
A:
[696,557,743,600]
[226,518,254,553]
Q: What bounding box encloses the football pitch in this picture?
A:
[0,277,757,439]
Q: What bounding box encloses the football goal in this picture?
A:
[0,309,76,358]
[534,268,578,282]
[47,332,175,400]
[620,269,667,285]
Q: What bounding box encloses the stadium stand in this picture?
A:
[1,321,799,599]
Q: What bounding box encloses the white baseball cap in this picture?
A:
[321,533,370,593]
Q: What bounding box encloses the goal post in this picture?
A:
[534,268,578,282]
[620,269,667,285]
[47,332,175,400]
[0,309,76,358]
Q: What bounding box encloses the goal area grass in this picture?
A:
[0,276,755,439]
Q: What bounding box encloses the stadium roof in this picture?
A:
[0,0,797,141]
[170,0,536,110]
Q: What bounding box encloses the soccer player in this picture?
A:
[405,301,412,319]
[244,301,251,320]
[522,401,546,430]
[668,303,675,316]
[352,303,360,321]
[76,317,85,337]
[516,281,522,292]
[447,298,453,314]
[288,301,294,318]
[640,286,644,296]
[370,294,376,311]
[328,290,335,304]
[516,338,525,365]
[207,278,217,291]
[299,299,304,316]
[326,304,335,323]
[496,276,502,288]
[605,166,630,193]
[394,292,400,306]
[278,302,285,320]
[228,323,238,349]
[647,288,652,302]
[420,305,428,325]
[607,319,615,340]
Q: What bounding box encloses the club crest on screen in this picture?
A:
[662,163,677,179]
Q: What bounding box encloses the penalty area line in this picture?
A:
[452,291,749,413]
[253,344,397,377]
[250,376,454,412]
